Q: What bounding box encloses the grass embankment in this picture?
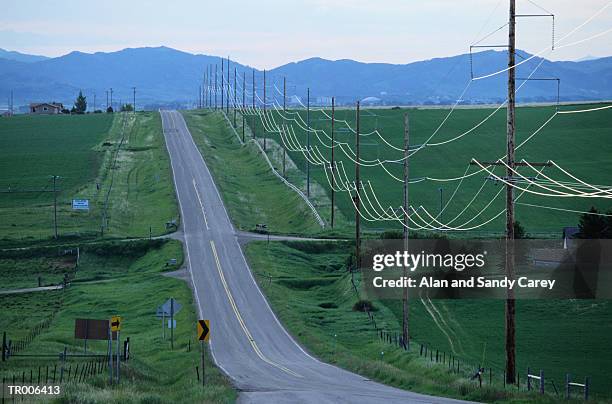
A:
[245,240,612,402]
[259,104,612,235]
[181,110,324,236]
[0,239,236,403]
[0,112,178,246]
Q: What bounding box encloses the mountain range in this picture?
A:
[0,46,611,110]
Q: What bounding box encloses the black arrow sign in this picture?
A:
[198,320,210,341]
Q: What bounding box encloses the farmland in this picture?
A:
[0,112,179,244]
[258,103,612,235]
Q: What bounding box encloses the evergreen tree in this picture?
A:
[577,207,608,238]
[74,91,87,114]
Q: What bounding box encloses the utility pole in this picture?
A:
[263,69,267,151]
[10,90,13,115]
[93,93,96,112]
[227,56,230,114]
[283,77,286,177]
[354,101,361,282]
[234,67,237,127]
[106,90,109,110]
[306,88,311,197]
[52,175,59,239]
[110,88,113,111]
[331,97,335,228]
[402,113,410,348]
[242,72,246,142]
[252,69,256,139]
[132,87,136,113]
[505,0,517,384]
[215,64,218,110]
[221,58,224,113]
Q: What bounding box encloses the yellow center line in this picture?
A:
[209,240,302,378]
[192,178,210,230]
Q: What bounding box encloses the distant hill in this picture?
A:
[0,48,49,63]
[0,46,610,109]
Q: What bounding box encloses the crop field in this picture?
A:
[254,103,612,235]
[246,240,612,400]
[0,112,178,244]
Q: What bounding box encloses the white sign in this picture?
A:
[167,319,176,329]
[72,199,90,211]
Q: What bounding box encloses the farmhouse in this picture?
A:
[29,102,64,114]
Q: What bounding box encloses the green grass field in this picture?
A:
[255,104,612,235]
[182,110,324,235]
[245,240,612,402]
[0,240,236,403]
[0,112,179,244]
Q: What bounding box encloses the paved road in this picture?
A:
[161,110,472,404]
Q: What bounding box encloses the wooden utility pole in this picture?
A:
[306,88,311,197]
[242,72,246,142]
[263,69,267,151]
[252,69,256,139]
[402,113,410,347]
[354,101,361,279]
[283,77,286,177]
[52,175,59,239]
[331,97,335,228]
[234,67,237,127]
[221,58,224,112]
[505,0,517,385]
[215,64,218,110]
[226,56,230,114]
[132,87,136,112]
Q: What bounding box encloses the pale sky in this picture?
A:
[1,0,611,69]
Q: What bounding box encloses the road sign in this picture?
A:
[197,320,210,341]
[110,316,121,332]
[72,199,90,210]
[156,298,182,318]
[75,318,110,340]
[167,319,176,329]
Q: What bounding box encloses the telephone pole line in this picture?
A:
[354,101,361,283]
[110,88,113,111]
[402,113,410,348]
[252,69,256,139]
[331,97,335,228]
[306,88,311,197]
[221,58,224,112]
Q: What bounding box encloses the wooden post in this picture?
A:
[170,297,174,350]
[539,369,544,394]
[221,58,224,113]
[242,72,246,142]
[585,377,589,400]
[234,67,237,127]
[565,373,570,399]
[402,113,410,348]
[527,367,531,391]
[283,77,286,178]
[263,69,267,151]
[108,321,112,384]
[331,97,335,228]
[354,101,361,284]
[505,0,517,385]
[201,341,206,386]
[306,88,310,197]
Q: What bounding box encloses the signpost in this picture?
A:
[156,298,181,347]
[197,320,210,386]
[71,199,90,211]
[110,316,121,383]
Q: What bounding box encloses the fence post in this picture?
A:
[585,377,589,401]
[527,367,531,391]
[1,332,5,362]
[539,369,544,394]
[489,368,492,385]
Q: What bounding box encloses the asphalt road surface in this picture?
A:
[161,110,473,404]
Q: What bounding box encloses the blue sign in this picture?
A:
[72,199,89,210]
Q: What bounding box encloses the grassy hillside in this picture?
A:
[257,104,612,235]
[0,112,179,244]
[182,110,324,235]
[0,240,236,403]
[245,240,612,402]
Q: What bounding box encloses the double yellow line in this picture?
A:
[209,240,302,378]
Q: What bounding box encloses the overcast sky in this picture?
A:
[1,0,611,68]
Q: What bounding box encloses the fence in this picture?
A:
[2,315,55,361]
[566,374,590,400]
